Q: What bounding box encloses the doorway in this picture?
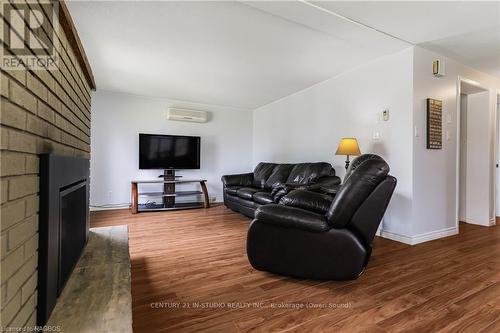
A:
[456,79,490,229]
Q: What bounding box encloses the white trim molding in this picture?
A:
[380,230,413,245]
[90,205,130,212]
[380,226,459,245]
[463,219,496,227]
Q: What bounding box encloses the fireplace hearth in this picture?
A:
[38,154,90,325]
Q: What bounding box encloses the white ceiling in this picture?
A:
[312,1,500,77]
[66,0,408,109]
[67,1,499,109]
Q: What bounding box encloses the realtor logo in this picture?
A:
[2,0,59,70]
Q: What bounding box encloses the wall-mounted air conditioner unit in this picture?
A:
[167,107,208,123]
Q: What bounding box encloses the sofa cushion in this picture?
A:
[253,163,276,188]
[317,184,341,197]
[226,193,261,209]
[279,189,333,215]
[265,164,294,189]
[237,187,261,200]
[286,162,335,185]
[225,186,240,196]
[253,192,274,205]
[270,183,308,203]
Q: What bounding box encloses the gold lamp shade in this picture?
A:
[335,138,361,156]
[335,138,361,171]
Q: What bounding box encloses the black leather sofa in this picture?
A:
[221,162,341,218]
[247,155,396,280]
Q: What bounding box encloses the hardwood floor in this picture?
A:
[90,206,500,333]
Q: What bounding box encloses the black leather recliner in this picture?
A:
[221,162,341,218]
[247,155,396,280]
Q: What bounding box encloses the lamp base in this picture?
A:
[345,155,350,171]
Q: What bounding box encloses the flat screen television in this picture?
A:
[139,134,200,170]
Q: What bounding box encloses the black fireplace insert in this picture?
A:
[38,154,90,325]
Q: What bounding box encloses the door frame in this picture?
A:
[454,76,490,231]
[496,94,500,217]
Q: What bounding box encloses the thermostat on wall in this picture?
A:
[382,109,389,121]
[433,59,446,77]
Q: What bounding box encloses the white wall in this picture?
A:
[253,48,415,237]
[90,90,253,208]
[412,46,498,237]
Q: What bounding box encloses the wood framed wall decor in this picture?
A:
[426,98,443,149]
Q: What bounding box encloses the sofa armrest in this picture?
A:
[279,190,333,215]
[221,172,254,187]
[255,205,330,233]
[306,176,341,191]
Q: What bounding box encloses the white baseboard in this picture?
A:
[380,226,458,245]
[463,219,496,227]
[380,230,413,245]
[90,205,129,212]
[411,226,458,244]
